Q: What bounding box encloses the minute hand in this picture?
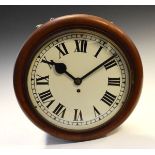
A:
[81,54,117,80]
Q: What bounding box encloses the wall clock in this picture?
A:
[13,14,143,141]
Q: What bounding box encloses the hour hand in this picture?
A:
[55,61,75,80]
[50,60,76,81]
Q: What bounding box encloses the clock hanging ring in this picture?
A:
[14,14,143,141]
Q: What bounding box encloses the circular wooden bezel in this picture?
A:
[13,14,143,141]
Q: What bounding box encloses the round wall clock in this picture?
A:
[14,14,143,141]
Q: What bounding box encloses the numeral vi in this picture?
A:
[73,109,83,121]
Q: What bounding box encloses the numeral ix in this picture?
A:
[36,75,49,85]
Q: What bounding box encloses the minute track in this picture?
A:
[28,30,128,131]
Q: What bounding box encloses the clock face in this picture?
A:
[27,29,130,131]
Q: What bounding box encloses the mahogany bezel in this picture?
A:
[13,14,143,141]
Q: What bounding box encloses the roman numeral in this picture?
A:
[101,91,116,106]
[73,109,83,121]
[36,75,49,85]
[94,45,106,58]
[108,77,120,86]
[53,103,66,118]
[75,40,87,53]
[93,106,101,117]
[103,56,117,70]
[55,43,69,58]
[46,100,55,108]
[39,89,55,108]
[39,89,53,102]
[41,57,53,69]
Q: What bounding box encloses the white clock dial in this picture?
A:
[27,29,130,131]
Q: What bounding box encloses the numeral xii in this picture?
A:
[75,40,87,53]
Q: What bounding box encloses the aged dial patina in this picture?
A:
[27,29,130,131]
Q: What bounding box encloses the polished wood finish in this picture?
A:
[13,14,143,141]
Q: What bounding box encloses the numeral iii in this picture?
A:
[108,77,120,86]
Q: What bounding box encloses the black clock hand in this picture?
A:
[52,61,82,85]
[81,54,117,80]
[43,60,82,85]
[50,60,76,81]
[56,64,76,80]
